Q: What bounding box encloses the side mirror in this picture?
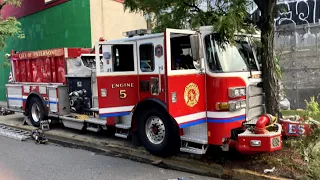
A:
[190,35,202,61]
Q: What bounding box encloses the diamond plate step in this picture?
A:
[115,124,131,130]
[180,147,206,155]
[115,133,128,139]
[180,134,207,144]
[86,127,100,132]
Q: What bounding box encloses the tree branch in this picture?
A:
[0,2,7,11]
[183,1,202,12]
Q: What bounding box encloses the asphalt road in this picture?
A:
[0,136,218,180]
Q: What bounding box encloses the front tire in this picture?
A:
[28,97,46,127]
[137,108,179,157]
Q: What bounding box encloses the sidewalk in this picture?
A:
[0,113,288,180]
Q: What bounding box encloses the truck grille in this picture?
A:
[246,82,265,124]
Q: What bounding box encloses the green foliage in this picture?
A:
[124,0,257,45]
[305,96,320,119]
[274,55,282,80]
[0,0,23,67]
[0,0,23,48]
[0,17,23,49]
[3,0,21,7]
[283,97,320,179]
[287,128,320,179]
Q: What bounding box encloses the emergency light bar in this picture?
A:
[123,29,152,37]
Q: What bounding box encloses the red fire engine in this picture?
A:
[5,27,282,156]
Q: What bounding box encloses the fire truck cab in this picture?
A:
[6,27,282,157]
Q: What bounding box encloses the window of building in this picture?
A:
[139,43,155,72]
[111,44,135,72]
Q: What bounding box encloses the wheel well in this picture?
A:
[25,93,48,116]
[131,99,171,132]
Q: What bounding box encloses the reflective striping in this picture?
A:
[7,97,58,104]
[207,115,246,123]
[99,111,131,118]
[7,94,22,98]
[99,105,134,114]
[49,98,58,102]
[179,119,206,128]
[207,109,246,118]
[7,97,23,101]
[174,112,206,124]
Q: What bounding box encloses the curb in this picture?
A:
[1,122,291,180]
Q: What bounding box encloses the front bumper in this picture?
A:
[232,124,283,154]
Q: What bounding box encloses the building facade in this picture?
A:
[0,0,147,101]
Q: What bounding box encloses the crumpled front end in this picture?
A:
[228,114,283,154]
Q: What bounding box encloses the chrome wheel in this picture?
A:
[31,103,41,123]
[145,116,166,145]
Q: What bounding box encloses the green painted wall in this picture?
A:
[0,0,92,101]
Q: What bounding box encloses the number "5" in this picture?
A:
[120,90,127,99]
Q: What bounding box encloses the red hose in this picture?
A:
[254,114,271,134]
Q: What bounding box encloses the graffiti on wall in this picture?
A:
[275,0,320,27]
[248,0,320,27]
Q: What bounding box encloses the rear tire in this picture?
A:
[137,108,179,157]
[28,97,46,127]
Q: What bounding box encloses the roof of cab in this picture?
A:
[106,33,164,44]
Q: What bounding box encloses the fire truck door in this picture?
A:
[165,28,206,129]
[96,41,139,118]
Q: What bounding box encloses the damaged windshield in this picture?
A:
[205,34,259,72]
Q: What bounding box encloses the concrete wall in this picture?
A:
[274,0,320,109]
[90,0,147,46]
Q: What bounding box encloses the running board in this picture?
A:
[180,146,207,155]
[180,134,207,144]
[115,123,131,129]
[86,127,101,133]
[55,114,106,130]
[115,133,128,139]
[180,141,208,155]
[115,123,131,139]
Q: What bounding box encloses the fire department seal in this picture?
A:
[184,83,200,107]
[155,44,163,58]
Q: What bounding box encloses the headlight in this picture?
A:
[229,101,240,111]
[240,100,246,108]
[229,100,246,111]
[228,87,246,98]
[240,88,246,96]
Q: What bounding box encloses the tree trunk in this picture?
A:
[258,0,279,115]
